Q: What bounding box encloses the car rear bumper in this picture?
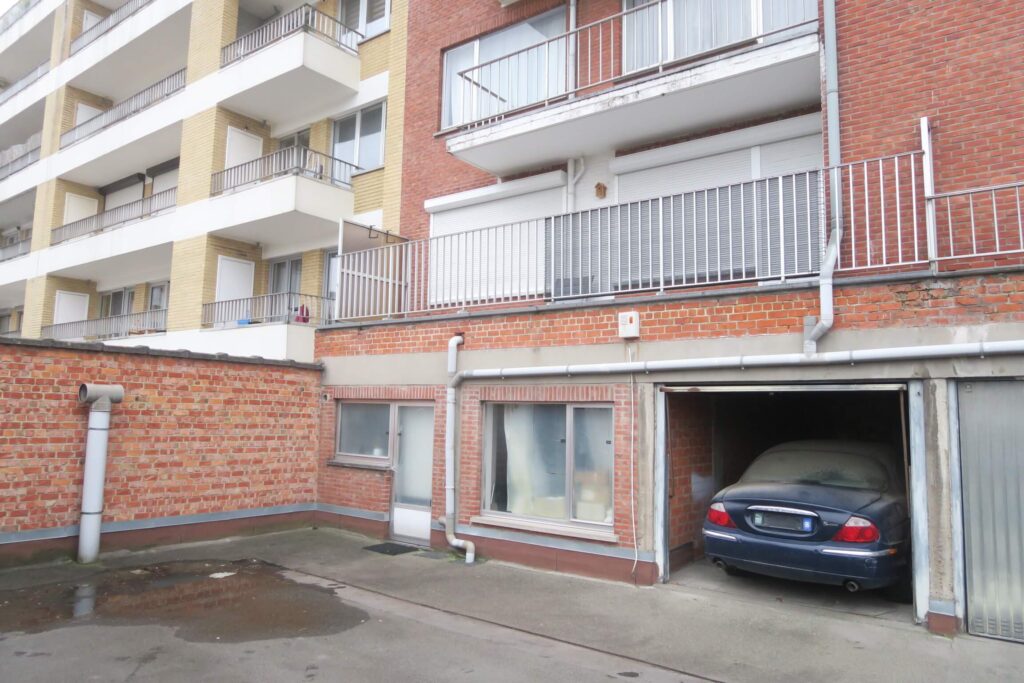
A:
[702,526,906,589]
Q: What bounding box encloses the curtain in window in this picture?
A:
[502,404,566,519]
[572,407,614,523]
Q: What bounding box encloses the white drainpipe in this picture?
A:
[442,335,475,563]
[77,383,124,564]
[566,157,586,212]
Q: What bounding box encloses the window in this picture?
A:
[335,401,431,467]
[277,129,310,149]
[0,313,11,334]
[441,8,567,129]
[339,0,389,39]
[147,282,168,310]
[484,403,614,526]
[269,257,302,295]
[99,288,134,318]
[333,104,385,171]
[324,249,339,300]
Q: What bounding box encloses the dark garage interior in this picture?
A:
[665,385,913,616]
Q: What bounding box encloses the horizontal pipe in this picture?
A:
[452,339,1024,387]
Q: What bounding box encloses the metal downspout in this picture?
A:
[442,335,475,563]
[805,0,842,354]
[77,383,124,563]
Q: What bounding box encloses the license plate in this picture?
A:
[754,511,814,532]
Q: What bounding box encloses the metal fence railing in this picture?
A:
[42,308,167,341]
[70,0,154,55]
[51,187,177,244]
[0,59,49,108]
[0,233,31,262]
[446,0,817,130]
[0,327,20,338]
[337,168,825,320]
[201,292,333,327]
[0,143,40,181]
[211,146,358,195]
[0,0,42,34]
[60,69,186,148]
[220,4,361,66]
[932,181,1024,262]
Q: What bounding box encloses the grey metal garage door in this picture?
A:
[959,381,1024,642]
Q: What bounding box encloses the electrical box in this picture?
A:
[618,311,640,339]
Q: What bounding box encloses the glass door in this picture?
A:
[391,405,435,544]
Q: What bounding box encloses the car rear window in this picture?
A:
[740,448,890,491]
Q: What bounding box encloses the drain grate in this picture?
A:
[363,542,419,556]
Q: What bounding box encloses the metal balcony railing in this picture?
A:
[70,0,154,55]
[0,327,21,338]
[932,181,1024,262]
[60,69,186,148]
[0,233,31,262]
[0,144,40,181]
[42,308,167,341]
[0,0,42,34]
[51,187,177,244]
[211,146,358,195]
[220,4,361,66]
[337,167,826,320]
[446,0,817,130]
[201,292,333,327]
[0,59,49,108]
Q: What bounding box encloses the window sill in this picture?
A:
[470,515,618,543]
[327,458,392,472]
[351,166,384,179]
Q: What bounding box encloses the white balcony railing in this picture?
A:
[220,4,361,66]
[0,0,42,34]
[0,233,31,262]
[211,146,358,195]
[51,187,177,244]
[69,0,154,55]
[201,292,333,327]
[932,181,1024,263]
[42,308,167,341]
[446,0,817,130]
[60,69,186,148]
[0,143,40,181]
[0,327,20,338]
[337,168,825,320]
[0,59,49,108]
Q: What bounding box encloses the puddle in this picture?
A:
[0,559,368,643]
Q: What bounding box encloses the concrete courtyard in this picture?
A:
[1,528,1021,682]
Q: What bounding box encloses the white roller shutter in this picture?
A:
[760,134,824,176]
[104,182,144,211]
[430,187,564,237]
[618,149,753,202]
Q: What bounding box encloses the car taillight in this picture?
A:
[832,516,880,543]
[706,502,736,528]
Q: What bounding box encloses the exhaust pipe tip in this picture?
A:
[843,580,861,593]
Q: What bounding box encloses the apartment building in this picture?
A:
[0,0,406,361]
[314,0,1024,641]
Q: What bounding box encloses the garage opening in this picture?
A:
[664,384,914,620]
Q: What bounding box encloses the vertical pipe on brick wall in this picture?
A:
[77,383,124,564]
[804,0,842,354]
[443,335,475,563]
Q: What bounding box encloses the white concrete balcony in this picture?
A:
[445,0,820,176]
[42,307,167,341]
[0,230,30,262]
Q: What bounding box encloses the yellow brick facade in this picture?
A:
[177,106,271,205]
[186,0,239,83]
[30,179,103,251]
[21,274,100,339]
[380,0,408,232]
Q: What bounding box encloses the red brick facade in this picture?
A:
[666,393,713,569]
[0,342,321,554]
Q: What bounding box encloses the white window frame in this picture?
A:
[147,281,169,310]
[99,287,135,319]
[339,0,391,39]
[480,402,616,534]
[334,400,431,468]
[333,102,386,173]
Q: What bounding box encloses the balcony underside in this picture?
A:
[0,98,43,151]
[0,278,25,309]
[50,242,172,292]
[0,2,54,86]
[0,188,35,229]
[447,34,821,177]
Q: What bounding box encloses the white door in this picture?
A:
[82,10,102,32]
[215,256,255,325]
[225,127,264,168]
[63,193,99,224]
[75,103,103,126]
[391,405,435,544]
[53,290,89,334]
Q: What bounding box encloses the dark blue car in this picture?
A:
[702,440,910,593]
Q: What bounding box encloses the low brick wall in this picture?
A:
[0,339,322,563]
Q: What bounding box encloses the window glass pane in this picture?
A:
[99,294,111,318]
[486,404,566,520]
[394,406,434,506]
[442,42,475,128]
[365,0,388,35]
[324,251,339,299]
[333,115,357,165]
[358,105,384,170]
[572,407,614,524]
[288,258,302,294]
[338,403,391,457]
[148,284,167,310]
[270,261,288,294]
[338,0,359,28]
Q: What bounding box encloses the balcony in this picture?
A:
[42,308,167,341]
[221,4,360,66]
[0,138,39,182]
[0,231,31,262]
[60,69,186,148]
[0,0,42,34]
[0,327,20,338]
[51,187,177,244]
[70,0,155,56]
[212,146,356,196]
[201,292,333,328]
[445,0,820,176]
[0,58,48,108]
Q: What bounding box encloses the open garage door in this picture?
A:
[662,383,915,619]
[958,381,1024,642]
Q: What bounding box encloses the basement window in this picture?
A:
[482,403,614,528]
[335,402,392,466]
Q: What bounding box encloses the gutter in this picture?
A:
[441,335,475,563]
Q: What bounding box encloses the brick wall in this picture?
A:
[0,342,321,537]
[666,393,713,566]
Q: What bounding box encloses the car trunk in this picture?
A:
[722,482,882,542]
